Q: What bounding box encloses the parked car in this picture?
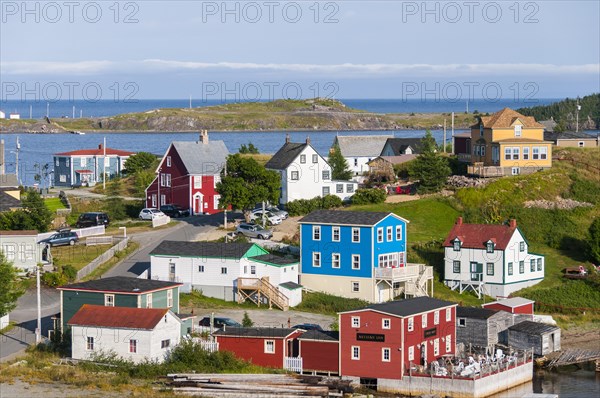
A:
[139,208,166,220]
[198,317,242,331]
[75,212,110,228]
[250,210,282,225]
[292,323,324,331]
[160,204,190,218]
[236,223,273,240]
[266,206,288,220]
[39,229,79,247]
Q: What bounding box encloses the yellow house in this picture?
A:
[469,108,552,177]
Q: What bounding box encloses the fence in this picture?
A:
[86,236,114,246]
[37,225,105,242]
[152,216,171,228]
[284,357,303,373]
[191,338,219,353]
[76,237,129,280]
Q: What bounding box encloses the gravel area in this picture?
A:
[0,379,124,398]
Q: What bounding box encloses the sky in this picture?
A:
[1,0,599,101]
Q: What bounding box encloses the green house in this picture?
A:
[57,276,194,336]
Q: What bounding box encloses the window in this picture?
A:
[519,261,525,274]
[322,186,330,196]
[533,146,547,160]
[60,174,67,182]
[160,173,165,187]
[347,184,354,193]
[313,252,321,267]
[530,259,536,272]
[322,170,330,180]
[578,141,585,148]
[351,316,360,328]
[480,124,484,136]
[382,348,391,362]
[537,258,542,271]
[312,154,318,163]
[353,158,358,167]
[422,314,428,328]
[352,346,360,360]
[332,253,340,269]
[446,335,452,353]
[86,336,94,351]
[291,171,299,180]
[313,225,321,240]
[453,261,460,273]
[194,176,202,189]
[475,145,480,156]
[221,267,227,274]
[167,289,173,308]
[434,311,439,325]
[160,194,166,206]
[486,241,494,253]
[532,147,539,159]
[408,346,415,361]
[264,340,275,354]
[382,319,391,329]
[332,226,340,242]
[514,125,522,137]
[198,265,204,272]
[434,339,439,356]
[250,265,256,275]
[539,147,547,160]
[352,228,360,243]
[146,293,153,308]
[352,281,360,292]
[377,228,383,242]
[512,147,520,160]
[481,146,486,157]
[66,159,70,167]
[352,255,360,270]
[161,339,170,349]
[396,225,402,241]
[504,147,512,160]
[453,239,461,251]
[129,339,137,353]
[300,154,306,163]
[458,318,466,327]
[523,147,529,160]
[104,294,114,307]
[55,158,59,167]
[446,308,452,322]
[407,317,414,331]
[520,242,525,252]
[166,156,171,167]
[508,262,513,276]
[336,184,343,193]
[379,253,399,268]
[151,194,157,207]
[80,157,87,167]
[387,226,393,242]
[486,262,494,276]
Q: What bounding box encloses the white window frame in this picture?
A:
[539,146,548,160]
[167,289,173,308]
[351,346,360,360]
[407,317,414,332]
[221,267,227,274]
[332,253,340,269]
[146,293,153,308]
[512,147,520,160]
[129,339,137,353]
[504,147,511,160]
[151,194,157,207]
[332,226,340,242]
[166,156,171,167]
[313,225,321,241]
[80,157,87,167]
[312,154,318,163]
[408,345,414,361]
[312,252,321,267]
[351,281,360,292]
[194,176,202,189]
[387,226,393,242]
[322,170,330,180]
[352,254,360,270]
[336,183,343,193]
[523,147,529,160]
[347,183,354,193]
[514,125,522,137]
[264,340,275,354]
[396,225,402,241]
[434,311,439,325]
[198,265,204,273]
[250,265,256,275]
[161,339,170,349]
[382,347,391,362]
[434,338,439,356]
[104,294,115,307]
[446,308,451,322]
[352,228,360,243]
[322,186,330,196]
[300,154,306,163]
[291,171,299,180]
[86,336,94,351]
[377,227,383,243]
[422,313,428,328]
[453,240,461,251]
[458,318,466,327]
[446,335,452,353]
[351,316,360,328]
[382,319,391,329]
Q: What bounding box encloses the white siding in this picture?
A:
[0,314,9,329]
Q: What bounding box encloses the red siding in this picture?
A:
[403,307,456,369]
[483,303,533,315]
[299,340,339,374]
[217,336,286,368]
[454,136,471,155]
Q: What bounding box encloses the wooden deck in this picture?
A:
[544,349,600,369]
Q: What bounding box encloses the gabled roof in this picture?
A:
[298,330,339,341]
[0,174,18,188]
[443,218,517,250]
[340,297,455,317]
[249,253,299,266]
[213,327,298,339]
[265,142,308,170]
[382,138,424,155]
[368,155,418,166]
[55,145,134,157]
[334,135,393,157]
[0,189,22,212]
[0,230,38,236]
[68,304,171,330]
[150,240,262,259]
[508,320,559,334]
[299,210,408,226]
[169,140,229,175]
[457,306,500,320]
[58,276,181,293]
[483,297,534,308]
[544,131,598,142]
[474,108,544,129]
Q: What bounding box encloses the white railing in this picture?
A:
[192,338,219,352]
[152,215,171,228]
[86,236,114,246]
[284,357,303,373]
[375,264,420,280]
[37,225,106,242]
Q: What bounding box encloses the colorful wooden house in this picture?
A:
[297,330,340,375]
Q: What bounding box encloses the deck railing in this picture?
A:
[284,357,303,373]
[375,264,420,280]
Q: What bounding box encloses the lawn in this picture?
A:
[44,197,66,212]
[51,244,111,271]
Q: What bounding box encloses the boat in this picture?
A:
[70,131,85,135]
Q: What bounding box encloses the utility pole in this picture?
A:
[223,160,227,233]
[46,102,49,118]
[15,137,20,184]
[443,119,447,153]
[451,112,455,154]
[576,99,581,133]
[36,265,42,344]
[103,136,107,190]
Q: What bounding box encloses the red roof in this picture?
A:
[56,144,134,157]
[68,304,170,330]
[443,217,517,250]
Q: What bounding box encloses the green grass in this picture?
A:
[296,291,370,315]
[180,290,260,310]
[51,244,113,271]
[81,241,140,281]
[44,197,66,212]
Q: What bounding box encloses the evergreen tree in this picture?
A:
[21,189,53,232]
[123,152,157,174]
[242,311,254,327]
[409,130,451,194]
[328,144,353,180]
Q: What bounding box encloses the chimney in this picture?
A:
[98,144,102,150]
[456,217,463,225]
[306,136,311,145]
[509,219,517,228]
[285,133,291,144]
[199,129,209,144]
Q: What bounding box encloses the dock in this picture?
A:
[543,349,600,369]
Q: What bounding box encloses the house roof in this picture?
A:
[483,297,534,308]
[68,304,170,330]
[0,189,22,212]
[457,306,500,320]
[443,218,517,250]
[0,230,38,236]
[454,132,471,138]
[475,108,545,129]
[539,119,557,132]
[150,240,258,259]
[298,330,339,341]
[544,131,598,142]
[381,138,424,155]
[494,138,548,144]
[368,155,418,166]
[55,145,134,157]
[334,135,393,157]
[508,320,559,335]
[213,327,298,339]
[279,281,303,290]
[0,174,19,188]
[58,276,181,293]
[341,297,455,317]
[170,140,229,175]
[299,210,408,226]
[264,142,308,170]
[249,253,299,266]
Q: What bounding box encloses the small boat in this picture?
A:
[70,131,85,135]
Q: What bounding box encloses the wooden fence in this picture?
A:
[76,237,129,280]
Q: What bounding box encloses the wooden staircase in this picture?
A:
[237,277,289,311]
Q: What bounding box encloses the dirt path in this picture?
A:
[560,327,600,350]
[0,379,125,398]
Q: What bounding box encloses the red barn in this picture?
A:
[213,327,303,369]
[297,330,339,375]
[339,297,457,380]
[145,131,229,215]
[482,297,534,315]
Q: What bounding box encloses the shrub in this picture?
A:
[566,174,600,204]
[350,188,386,205]
[286,195,343,216]
[242,311,254,327]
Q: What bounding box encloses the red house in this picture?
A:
[482,297,534,315]
[297,330,339,375]
[339,297,457,381]
[213,327,303,369]
[145,131,229,215]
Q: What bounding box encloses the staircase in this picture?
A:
[405,264,432,297]
[237,277,290,311]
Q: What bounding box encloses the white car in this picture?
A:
[139,208,166,220]
[250,210,282,225]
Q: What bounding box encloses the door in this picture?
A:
[421,342,427,366]
[470,262,483,281]
[194,194,203,215]
[169,262,176,282]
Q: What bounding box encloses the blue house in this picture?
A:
[298,210,433,303]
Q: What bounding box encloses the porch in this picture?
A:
[375,264,434,299]
[237,277,290,311]
[446,279,487,299]
[467,163,504,178]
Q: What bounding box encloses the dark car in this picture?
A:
[292,323,324,331]
[75,212,110,228]
[39,229,79,247]
[198,317,241,330]
[160,204,190,218]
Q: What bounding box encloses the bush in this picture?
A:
[566,174,600,204]
[286,195,343,216]
[350,188,387,205]
[242,311,254,327]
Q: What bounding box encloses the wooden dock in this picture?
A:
[544,349,600,369]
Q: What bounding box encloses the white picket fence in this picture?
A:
[152,216,171,228]
[37,225,105,242]
[284,357,303,373]
[86,236,114,246]
[192,338,219,353]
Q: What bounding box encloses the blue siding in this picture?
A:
[372,215,407,267]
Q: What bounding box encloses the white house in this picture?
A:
[149,241,302,308]
[443,217,545,299]
[69,304,182,364]
[332,135,393,178]
[265,136,357,205]
[0,110,5,119]
[9,113,20,120]
[0,230,49,272]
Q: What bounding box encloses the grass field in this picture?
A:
[51,244,113,271]
[44,197,66,212]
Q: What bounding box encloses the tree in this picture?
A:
[409,130,451,194]
[103,179,127,221]
[123,152,157,174]
[216,154,280,222]
[589,218,600,264]
[34,163,51,190]
[239,143,260,154]
[21,189,54,232]
[328,144,353,180]
[242,311,254,327]
[0,252,25,318]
